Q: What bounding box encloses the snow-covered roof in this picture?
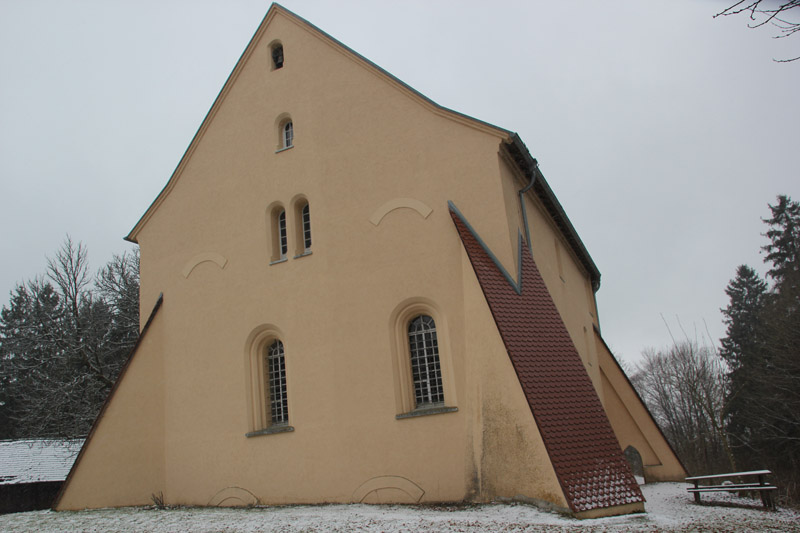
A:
[0,439,83,485]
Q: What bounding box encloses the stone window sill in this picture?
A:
[396,405,458,420]
[245,425,294,438]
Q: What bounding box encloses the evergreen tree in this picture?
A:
[719,265,768,446]
[0,239,139,439]
[719,195,800,503]
[762,195,800,287]
[0,281,62,438]
[720,265,768,370]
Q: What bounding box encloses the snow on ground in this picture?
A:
[2,482,798,532]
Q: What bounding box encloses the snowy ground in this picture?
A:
[2,482,798,532]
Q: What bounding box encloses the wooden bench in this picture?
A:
[686,470,777,510]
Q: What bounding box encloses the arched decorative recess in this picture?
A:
[388,297,458,416]
[351,475,425,504]
[181,252,228,279]
[207,486,261,507]
[624,445,645,481]
[369,198,433,226]
[243,323,291,435]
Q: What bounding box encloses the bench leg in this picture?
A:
[692,481,701,504]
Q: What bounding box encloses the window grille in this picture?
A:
[266,339,288,424]
[302,203,311,250]
[278,210,288,257]
[283,121,293,148]
[408,315,444,406]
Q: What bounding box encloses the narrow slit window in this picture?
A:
[302,203,311,251]
[408,315,444,407]
[265,339,288,425]
[278,209,288,258]
[272,45,284,69]
[283,121,293,149]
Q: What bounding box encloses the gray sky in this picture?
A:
[1,0,798,365]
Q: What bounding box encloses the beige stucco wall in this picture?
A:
[595,332,687,482]
[58,5,680,514]
[56,297,166,510]
[130,10,511,506]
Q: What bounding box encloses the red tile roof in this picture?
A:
[450,206,643,513]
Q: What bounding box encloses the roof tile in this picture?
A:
[450,207,643,513]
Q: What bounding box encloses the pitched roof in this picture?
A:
[0,439,83,485]
[449,205,643,514]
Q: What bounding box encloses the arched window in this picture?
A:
[265,339,288,425]
[292,199,312,256]
[244,326,293,437]
[269,205,288,264]
[408,315,444,406]
[278,209,288,257]
[272,44,284,70]
[282,121,293,149]
[389,300,457,419]
[301,203,311,251]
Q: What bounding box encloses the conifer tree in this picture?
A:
[0,239,139,439]
[719,195,800,502]
[720,265,768,443]
[762,194,800,287]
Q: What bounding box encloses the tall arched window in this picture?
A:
[408,315,444,406]
[244,326,294,437]
[278,209,288,257]
[269,205,288,264]
[282,121,293,149]
[292,198,312,257]
[301,203,311,251]
[265,339,288,425]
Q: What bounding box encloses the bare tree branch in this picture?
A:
[715,1,800,62]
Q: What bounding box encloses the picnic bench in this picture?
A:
[686,470,777,510]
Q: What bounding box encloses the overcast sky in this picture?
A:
[1,0,798,365]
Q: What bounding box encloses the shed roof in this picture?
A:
[0,439,83,485]
[450,205,642,513]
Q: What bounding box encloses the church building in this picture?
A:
[55,4,686,518]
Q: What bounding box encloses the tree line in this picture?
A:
[632,195,800,504]
[0,238,139,439]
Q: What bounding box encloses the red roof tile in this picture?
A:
[450,206,643,513]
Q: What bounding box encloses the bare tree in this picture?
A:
[632,341,735,475]
[715,1,800,62]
